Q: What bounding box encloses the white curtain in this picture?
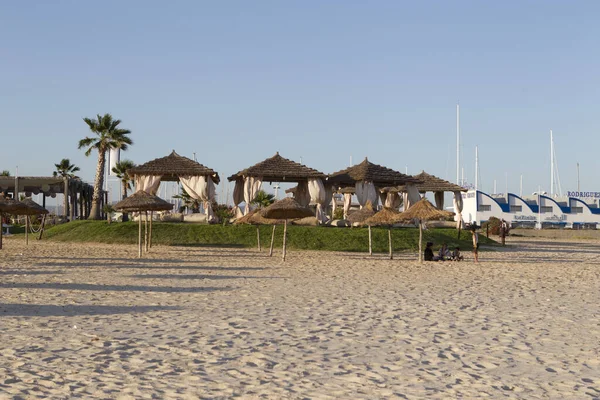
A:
[385,192,402,209]
[243,176,263,215]
[453,191,464,230]
[294,181,311,207]
[180,175,217,222]
[232,178,244,216]
[434,191,445,210]
[308,178,330,223]
[403,183,421,210]
[343,193,352,219]
[135,175,162,195]
[355,181,379,209]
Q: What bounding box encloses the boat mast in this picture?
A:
[550,130,554,197]
[475,145,479,190]
[456,103,460,185]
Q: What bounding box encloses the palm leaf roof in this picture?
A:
[128,151,220,183]
[228,153,325,182]
[328,158,421,187]
[384,171,466,193]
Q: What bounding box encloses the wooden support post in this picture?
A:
[269,225,276,257]
[368,225,372,255]
[419,221,423,263]
[138,213,142,258]
[282,220,287,262]
[388,227,393,260]
[38,214,46,240]
[256,226,261,251]
[144,211,149,252]
[149,212,153,249]
[25,215,29,245]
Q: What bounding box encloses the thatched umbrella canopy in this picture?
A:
[21,198,49,215]
[114,191,174,258]
[128,150,220,183]
[328,158,421,188]
[361,208,403,259]
[396,198,455,263]
[0,197,45,248]
[346,203,375,224]
[260,197,313,261]
[228,152,325,183]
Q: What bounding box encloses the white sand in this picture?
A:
[1,236,600,399]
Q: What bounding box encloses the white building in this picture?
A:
[461,190,600,229]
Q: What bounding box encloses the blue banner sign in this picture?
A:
[567,191,600,198]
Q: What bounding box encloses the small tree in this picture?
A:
[173,188,200,213]
[251,190,275,209]
[103,204,115,224]
[1,170,10,176]
[53,159,80,179]
[112,160,135,222]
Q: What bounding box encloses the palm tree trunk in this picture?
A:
[122,180,129,222]
[88,149,107,220]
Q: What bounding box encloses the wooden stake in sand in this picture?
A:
[269,225,276,257]
[418,221,423,263]
[25,215,29,245]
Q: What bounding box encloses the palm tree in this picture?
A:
[112,159,135,222]
[79,113,133,220]
[53,158,80,179]
[251,190,276,209]
[173,188,200,213]
[111,160,135,200]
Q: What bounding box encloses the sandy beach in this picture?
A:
[1,236,600,399]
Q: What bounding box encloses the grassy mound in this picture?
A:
[36,221,496,253]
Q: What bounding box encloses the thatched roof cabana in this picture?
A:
[128,150,220,183]
[346,203,375,224]
[228,152,325,183]
[385,171,467,193]
[234,209,286,225]
[328,158,421,188]
[229,153,329,223]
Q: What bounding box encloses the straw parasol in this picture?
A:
[114,190,174,257]
[260,197,313,261]
[362,208,403,259]
[346,201,375,224]
[396,198,455,263]
[20,198,49,245]
[234,209,286,255]
[0,196,35,249]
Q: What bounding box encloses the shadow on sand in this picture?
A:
[0,283,235,293]
[0,303,183,317]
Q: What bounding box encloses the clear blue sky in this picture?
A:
[2,1,598,198]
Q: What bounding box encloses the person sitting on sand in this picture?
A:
[451,246,463,261]
[424,241,434,261]
[437,242,451,261]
